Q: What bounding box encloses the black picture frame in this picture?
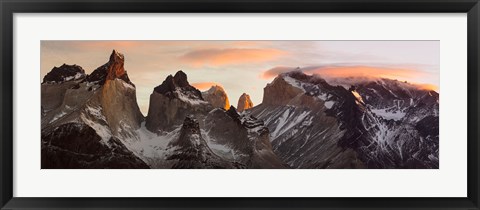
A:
[1,0,479,209]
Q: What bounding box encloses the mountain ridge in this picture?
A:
[41,50,439,169]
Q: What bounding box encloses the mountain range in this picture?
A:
[41,50,439,169]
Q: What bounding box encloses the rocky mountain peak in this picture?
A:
[282,71,330,87]
[173,70,189,87]
[182,115,200,134]
[42,64,86,84]
[109,49,124,63]
[262,76,304,106]
[202,85,230,110]
[86,50,132,86]
[237,93,253,112]
[146,71,211,133]
[153,70,203,100]
[106,50,128,81]
[172,115,202,148]
[225,105,241,123]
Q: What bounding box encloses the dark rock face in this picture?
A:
[146,71,212,133]
[166,116,239,169]
[204,107,286,168]
[42,64,86,84]
[331,77,439,168]
[153,71,202,99]
[41,123,149,169]
[86,64,107,85]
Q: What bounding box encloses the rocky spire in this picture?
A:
[86,50,132,86]
[173,70,190,87]
[202,85,230,110]
[174,115,202,148]
[237,93,254,112]
[153,70,202,100]
[106,49,126,80]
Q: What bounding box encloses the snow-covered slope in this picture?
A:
[249,71,439,169]
[166,115,240,168]
[250,71,365,168]
[204,106,286,168]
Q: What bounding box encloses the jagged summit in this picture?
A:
[237,93,253,112]
[280,70,331,87]
[106,49,127,81]
[281,70,438,95]
[42,64,86,84]
[225,105,241,123]
[110,49,124,61]
[86,50,133,86]
[146,71,211,132]
[172,70,189,87]
[202,85,230,110]
[171,115,201,148]
[153,70,203,100]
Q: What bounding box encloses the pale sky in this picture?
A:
[41,41,440,115]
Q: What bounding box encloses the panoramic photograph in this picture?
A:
[40,41,439,169]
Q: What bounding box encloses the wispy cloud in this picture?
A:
[180,48,287,67]
[260,65,438,91]
[262,65,426,80]
[416,83,439,91]
[191,82,222,91]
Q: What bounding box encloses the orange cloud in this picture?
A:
[262,65,424,80]
[180,48,286,67]
[191,82,222,91]
[261,65,438,91]
[415,83,438,91]
[314,66,422,80]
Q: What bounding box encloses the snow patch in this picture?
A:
[63,72,84,82]
[120,122,178,164]
[175,90,208,106]
[86,106,106,121]
[283,76,303,90]
[49,111,67,123]
[202,129,240,161]
[121,80,135,90]
[324,101,335,109]
[371,108,406,121]
[80,113,112,145]
[271,109,311,139]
